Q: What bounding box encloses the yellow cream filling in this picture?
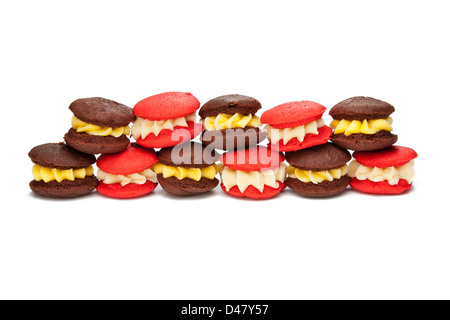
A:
[153,162,218,181]
[287,165,347,184]
[72,116,130,138]
[330,118,393,136]
[203,114,261,131]
[32,164,93,183]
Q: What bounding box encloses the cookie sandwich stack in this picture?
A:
[28,92,417,199]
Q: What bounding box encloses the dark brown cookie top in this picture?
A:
[157,142,218,168]
[329,96,395,120]
[69,97,135,127]
[199,94,262,118]
[285,142,351,171]
[28,142,96,170]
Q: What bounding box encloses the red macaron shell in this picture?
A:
[353,146,418,168]
[350,178,412,195]
[135,121,202,149]
[133,92,200,121]
[261,101,327,129]
[219,146,285,172]
[97,181,158,199]
[97,144,158,175]
[269,125,333,152]
[221,182,286,200]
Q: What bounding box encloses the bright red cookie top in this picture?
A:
[261,101,327,129]
[133,92,200,121]
[353,146,418,168]
[97,144,158,175]
[219,146,285,172]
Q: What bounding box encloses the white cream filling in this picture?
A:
[347,160,415,185]
[264,118,324,144]
[220,164,287,193]
[131,113,196,139]
[97,168,157,186]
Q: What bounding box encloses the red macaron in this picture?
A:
[261,101,332,152]
[132,92,202,148]
[348,145,418,195]
[219,146,287,199]
[96,144,159,198]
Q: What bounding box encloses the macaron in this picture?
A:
[261,101,333,152]
[131,92,203,148]
[348,146,417,194]
[219,146,287,199]
[96,144,159,199]
[154,142,219,196]
[199,94,266,150]
[64,97,135,154]
[285,143,352,197]
[329,96,398,151]
[28,142,98,198]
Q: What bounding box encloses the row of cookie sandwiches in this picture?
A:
[61,93,398,154]
[28,141,417,199]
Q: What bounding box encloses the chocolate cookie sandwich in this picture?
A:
[64,97,135,154]
[285,143,352,197]
[29,142,98,198]
[153,142,219,196]
[199,94,266,150]
[329,96,398,151]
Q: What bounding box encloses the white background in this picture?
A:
[1,0,449,300]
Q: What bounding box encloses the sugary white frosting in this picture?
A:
[264,118,325,144]
[347,160,415,185]
[203,113,261,131]
[287,165,348,184]
[97,168,157,186]
[131,113,196,139]
[221,164,287,193]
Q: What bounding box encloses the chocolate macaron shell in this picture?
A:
[329,96,395,120]
[28,142,96,170]
[69,97,135,127]
[199,94,262,118]
[30,176,98,198]
[331,131,398,152]
[157,174,219,196]
[64,128,130,155]
[201,127,266,151]
[157,142,218,169]
[285,175,352,198]
[285,143,351,171]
